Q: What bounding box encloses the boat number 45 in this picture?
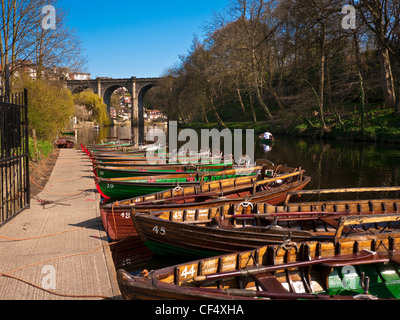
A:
[152,226,166,235]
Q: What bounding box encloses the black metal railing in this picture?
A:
[0,88,30,226]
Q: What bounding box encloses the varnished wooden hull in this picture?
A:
[132,204,400,258]
[133,213,321,258]
[99,172,310,241]
[117,236,400,300]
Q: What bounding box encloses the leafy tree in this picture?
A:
[73,90,111,126]
[18,77,74,141]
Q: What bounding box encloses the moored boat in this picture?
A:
[95,166,261,201]
[117,235,400,300]
[56,137,75,149]
[93,163,234,179]
[99,165,309,241]
[132,204,400,257]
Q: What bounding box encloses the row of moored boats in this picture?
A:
[81,138,400,300]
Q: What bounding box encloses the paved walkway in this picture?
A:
[0,149,121,300]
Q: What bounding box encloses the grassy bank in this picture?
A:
[29,137,54,161]
[180,107,400,144]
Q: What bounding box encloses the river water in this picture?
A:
[75,124,400,272]
[76,124,400,190]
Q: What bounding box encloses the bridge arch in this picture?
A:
[137,83,156,126]
[102,85,129,116]
[66,77,160,126]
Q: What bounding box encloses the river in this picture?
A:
[76,123,400,190]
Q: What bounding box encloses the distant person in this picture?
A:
[259,132,273,141]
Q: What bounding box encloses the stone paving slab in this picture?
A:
[0,149,121,300]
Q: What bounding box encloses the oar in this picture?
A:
[198,287,360,300]
[193,250,376,283]
[225,211,352,219]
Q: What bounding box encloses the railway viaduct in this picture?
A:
[66,77,160,125]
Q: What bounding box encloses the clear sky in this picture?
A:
[60,0,231,79]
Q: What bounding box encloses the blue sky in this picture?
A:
[60,0,231,78]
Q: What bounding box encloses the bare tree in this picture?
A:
[354,0,400,114]
[0,0,87,88]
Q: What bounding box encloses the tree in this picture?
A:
[354,0,400,114]
[73,90,111,126]
[16,76,74,141]
[0,0,87,87]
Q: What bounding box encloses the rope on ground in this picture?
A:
[0,241,118,300]
[29,176,96,197]
[0,226,96,241]
[0,273,112,300]
[5,241,117,275]
[30,164,84,182]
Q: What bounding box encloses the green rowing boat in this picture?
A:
[96,166,260,200]
[94,163,233,179]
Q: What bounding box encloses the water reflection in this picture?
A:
[75,123,167,147]
[255,136,400,190]
[76,125,400,190]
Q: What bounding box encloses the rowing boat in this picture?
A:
[92,154,232,165]
[128,186,400,256]
[89,148,166,158]
[117,236,400,300]
[93,163,232,179]
[99,165,310,241]
[95,166,260,201]
[132,201,400,257]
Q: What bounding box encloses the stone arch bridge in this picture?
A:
[66,77,160,125]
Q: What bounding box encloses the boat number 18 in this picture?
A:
[152,226,166,235]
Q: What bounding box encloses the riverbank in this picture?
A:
[180,107,400,144]
[0,148,120,300]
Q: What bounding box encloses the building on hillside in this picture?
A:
[68,72,91,80]
[0,61,90,91]
[144,108,166,122]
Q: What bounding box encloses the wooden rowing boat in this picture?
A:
[56,137,74,149]
[99,165,310,241]
[90,148,166,158]
[92,154,232,165]
[132,201,400,257]
[93,163,233,179]
[117,236,400,300]
[92,159,235,169]
[95,166,261,201]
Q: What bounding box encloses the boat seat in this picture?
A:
[252,272,288,293]
[318,217,351,233]
[213,217,235,230]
